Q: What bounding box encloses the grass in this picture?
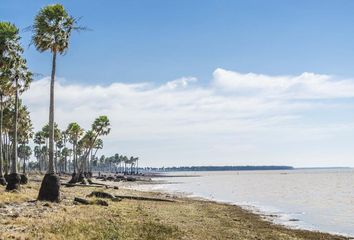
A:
[0,175,350,240]
[0,183,37,204]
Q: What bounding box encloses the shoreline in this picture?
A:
[0,174,351,240]
[121,174,354,239]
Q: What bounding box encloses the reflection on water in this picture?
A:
[139,169,354,236]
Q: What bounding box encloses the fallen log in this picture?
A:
[73,197,109,206]
[74,197,90,205]
[61,183,104,188]
[114,195,175,202]
[94,199,109,206]
[88,181,110,187]
[87,191,122,202]
[88,191,115,199]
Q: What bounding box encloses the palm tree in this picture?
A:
[33,4,79,201]
[99,155,105,173]
[66,122,83,183]
[17,102,33,184]
[34,131,45,172]
[74,116,110,181]
[80,130,95,174]
[123,156,128,174]
[114,154,120,173]
[0,22,12,185]
[91,138,103,171]
[18,145,32,175]
[0,22,32,190]
[34,146,42,171]
[61,147,71,173]
[0,64,12,186]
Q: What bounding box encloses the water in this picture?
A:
[137,169,354,237]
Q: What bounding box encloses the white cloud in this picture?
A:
[213,68,354,99]
[22,68,354,167]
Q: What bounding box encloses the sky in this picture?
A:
[2,1,354,167]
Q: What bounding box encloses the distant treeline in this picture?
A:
[149,166,294,172]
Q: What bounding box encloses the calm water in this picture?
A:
[138,169,354,236]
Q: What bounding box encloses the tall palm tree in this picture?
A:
[0,22,32,190]
[0,73,12,185]
[17,102,33,184]
[0,22,13,185]
[32,4,79,201]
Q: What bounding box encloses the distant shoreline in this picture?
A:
[141,166,353,173]
[145,165,294,172]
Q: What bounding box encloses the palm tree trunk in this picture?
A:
[48,51,56,174]
[23,157,26,174]
[73,142,77,173]
[55,144,58,173]
[0,95,4,176]
[0,94,6,185]
[136,159,139,174]
[6,78,21,190]
[5,133,9,174]
[38,51,61,202]
[11,79,19,174]
[38,144,42,172]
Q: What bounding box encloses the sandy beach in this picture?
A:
[0,174,350,240]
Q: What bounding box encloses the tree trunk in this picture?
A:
[38,51,60,202]
[73,142,77,173]
[0,95,6,185]
[23,157,26,174]
[55,145,58,173]
[48,51,56,174]
[6,78,20,190]
[11,80,19,174]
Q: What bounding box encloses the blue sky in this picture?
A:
[3,1,354,167]
[3,0,354,84]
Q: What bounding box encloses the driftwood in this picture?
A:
[94,199,109,206]
[88,182,109,187]
[61,183,104,188]
[74,197,90,205]
[87,191,122,202]
[73,197,109,206]
[86,191,173,203]
[114,195,175,202]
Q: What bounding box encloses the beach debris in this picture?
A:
[107,176,114,181]
[61,182,104,188]
[74,197,90,205]
[88,191,115,199]
[20,174,28,184]
[114,195,175,202]
[73,197,109,206]
[43,203,52,208]
[126,176,136,182]
[87,191,122,202]
[80,178,89,185]
[93,199,109,206]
